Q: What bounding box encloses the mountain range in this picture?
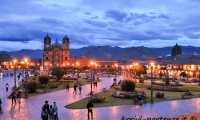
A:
[3,45,200,60]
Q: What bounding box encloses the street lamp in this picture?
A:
[114,64,118,79]
[24,58,28,98]
[133,62,138,82]
[13,59,17,89]
[90,62,94,99]
[150,62,154,103]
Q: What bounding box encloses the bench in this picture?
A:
[133,98,147,105]
[181,92,193,99]
[181,94,191,99]
[86,91,94,98]
[101,87,107,92]
[139,79,144,83]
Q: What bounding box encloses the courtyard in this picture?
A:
[0,70,200,120]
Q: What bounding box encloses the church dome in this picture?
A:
[52,39,62,47]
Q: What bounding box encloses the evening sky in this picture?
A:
[0,0,200,51]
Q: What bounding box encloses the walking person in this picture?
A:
[65,83,69,91]
[53,102,58,120]
[5,83,9,92]
[86,100,94,120]
[48,105,55,120]
[17,75,20,80]
[41,105,48,120]
[0,98,2,113]
[42,101,49,120]
[17,89,22,103]
[95,81,97,88]
[79,84,82,95]
[73,84,77,94]
[11,90,16,104]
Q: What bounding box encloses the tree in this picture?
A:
[82,66,90,71]
[27,81,38,93]
[51,66,65,81]
[39,76,49,84]
[121,80,135,92]
[180,72,187,79]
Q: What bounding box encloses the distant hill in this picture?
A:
[7,49,42,59]
[0,51,12,62]
[4,46,200,60]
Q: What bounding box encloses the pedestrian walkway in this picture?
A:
[0,71,200,120]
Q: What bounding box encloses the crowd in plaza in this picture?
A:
[41,101,58,120]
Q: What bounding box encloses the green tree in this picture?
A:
[121,80,135,92]
[39,76,49,84]
[180,72,187,79]
[27,81,38,93]
[51,66,65,81]
[82,66,90,71]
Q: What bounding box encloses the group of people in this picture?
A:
[41,101,58,120]
[11,89,23,104]
[73,83,82,95]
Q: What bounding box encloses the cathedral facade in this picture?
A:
[43,34,71,70]
[42,34,118,71]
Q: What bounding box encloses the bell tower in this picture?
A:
[62,35,70,50]
[62,35,70,61]
[44,34,51,49]
[172,43,182,56]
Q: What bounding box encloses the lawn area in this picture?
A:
[66,83,200,109]
[9,76,99,98]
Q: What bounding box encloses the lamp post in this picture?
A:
[13,59,17,90]
[150,62,154,103]
[90,62,94,99]
[24,58,28,98]
[133,62,138,82]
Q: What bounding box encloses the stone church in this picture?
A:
[43,34,71,69]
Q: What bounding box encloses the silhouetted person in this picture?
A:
[11,90,16,104]
[86,100,93,119]
[5,83,9,92]
[73,84,77,94]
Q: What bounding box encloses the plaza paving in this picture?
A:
[0,70,200,120]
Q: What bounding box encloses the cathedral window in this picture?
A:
[55,50,58,55]
[46,57,48,60]
[65,57,67,60]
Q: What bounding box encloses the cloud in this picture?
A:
[105,10,128,22]
[83,19,107,27]
[158,14,170,19]
[85,12,91,15]
[0,0,200,51]
[38,17,64,25]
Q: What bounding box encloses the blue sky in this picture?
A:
[0,0,200,51]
